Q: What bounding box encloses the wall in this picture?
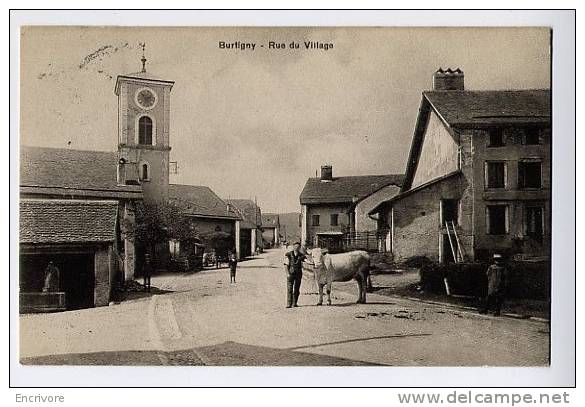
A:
[191,217,237,251]
[304,203,351,246]
[390,174,470,262]
[471,126,551,259]
[389,124,551,263]
[411,111,459,189]
[94,246,112,307]
[118,79,172,204]
[262,228,276,247]
[121,200,136,281]
[118,81,171,147]
[355,184,401,232]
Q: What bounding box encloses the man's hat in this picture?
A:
[293,241,301,246]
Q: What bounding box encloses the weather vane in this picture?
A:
[140,42,147,72]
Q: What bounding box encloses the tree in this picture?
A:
[199,230,234,257]
[124,201,200,260]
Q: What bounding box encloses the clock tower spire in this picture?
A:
[140,42,147,73]
[114,48,175,204]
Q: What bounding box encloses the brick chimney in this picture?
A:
[433,68,464,91]
[320,165,333,182]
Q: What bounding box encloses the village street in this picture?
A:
[20,249,549,367]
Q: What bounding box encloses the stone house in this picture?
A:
[167,184,242,261]
[369,69,551,263]
[226,199,263,258]
[299,165,403,249]
[19,146,143,311]
[261,214,280,248]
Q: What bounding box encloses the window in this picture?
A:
[441,199,459,226]
[488,128,505,147]
[486,205,508,235]
[485,161,506,189]
[523,128,541,145]
[525,206,544,243]
[518,161,542,189]
[312,215,320,227]
[138,116,153,145]
[330,214,339,226]
[139,162,150,181]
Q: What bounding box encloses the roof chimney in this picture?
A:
[320,165,333,182]
[433,68,464,91]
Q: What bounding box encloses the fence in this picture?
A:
[341,228,390,253]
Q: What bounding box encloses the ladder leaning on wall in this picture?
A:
[445,220,465,263]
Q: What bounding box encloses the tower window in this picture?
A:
[140,162,150,181]
[138,116,153,145]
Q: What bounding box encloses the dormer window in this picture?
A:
[138,116,153,145]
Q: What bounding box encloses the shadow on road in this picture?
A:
[20,341,381,366]
[285,333,433,351]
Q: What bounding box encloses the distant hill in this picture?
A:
[277,212,301,243]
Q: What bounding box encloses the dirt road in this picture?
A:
[20,249,549,366]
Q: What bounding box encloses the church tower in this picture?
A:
[115,45,174,204]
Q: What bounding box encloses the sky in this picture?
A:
[20,27,550,213]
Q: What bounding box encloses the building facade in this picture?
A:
[168,184,241,261]
[226,199,263,258]
[370,69,551,263]
[19,147,143,311]
[20,54,243,311]
[261,214,280,248]
[299,165,403,250]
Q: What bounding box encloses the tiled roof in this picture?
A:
[369,170,463,215]
[226,199,262,229]
[299,174,405,205]
[261,214,280,228]
[401,89,551,192]
[168,184,240,220]
[20,199,118,244]
[20,146,142,199]
[424,90,550,127]
[114,71,175,95]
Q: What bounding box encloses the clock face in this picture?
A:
[135,88,157,110]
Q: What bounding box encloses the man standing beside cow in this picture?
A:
[283,242,371,307]
[284,242,306,308]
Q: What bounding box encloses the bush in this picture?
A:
[420,260,550,300]
[402,255,434,269]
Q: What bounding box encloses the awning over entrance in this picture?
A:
[20,199,118,244]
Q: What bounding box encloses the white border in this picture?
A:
[9,10,575,388]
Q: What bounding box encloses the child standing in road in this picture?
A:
[228,252,238,283]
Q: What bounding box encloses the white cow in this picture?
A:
[306,248,371,305]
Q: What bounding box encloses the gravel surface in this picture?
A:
[20,249,549,366]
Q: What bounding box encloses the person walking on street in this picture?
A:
[143,254,153,292]
[480,253,509,316]
[284,242,306,308]
[228,252,238,283]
